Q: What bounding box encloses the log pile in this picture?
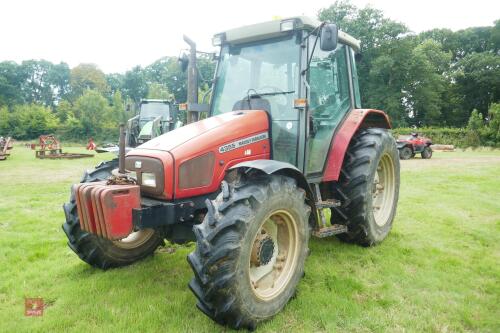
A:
[431,144,455,151]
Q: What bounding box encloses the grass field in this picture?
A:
[0,146,499,332]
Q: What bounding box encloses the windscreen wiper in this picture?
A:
[247,90,295,98]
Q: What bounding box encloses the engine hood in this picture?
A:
[127,110,271,199]
[134,110,269,154]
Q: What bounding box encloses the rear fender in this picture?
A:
[323,109,391,182]
[229,160,318,225]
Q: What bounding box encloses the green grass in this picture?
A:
[1,145,499,332]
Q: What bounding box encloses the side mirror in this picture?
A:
[178,53,189,72]
[320,23,338,51]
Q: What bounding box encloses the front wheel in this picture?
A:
[399,146,413,160]
[188,174,311,330]
[421,146,432,159]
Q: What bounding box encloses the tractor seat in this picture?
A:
[233,97,271,113]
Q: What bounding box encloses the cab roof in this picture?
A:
[217,16,361,52]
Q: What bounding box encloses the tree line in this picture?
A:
[0,0,498,144]
[0,56,214,141]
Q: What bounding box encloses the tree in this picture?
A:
[123,66,148,105]
[466,109,484,146]
[73,89,109,136]
[485,103,500,145]
[0,61,25,107]
[0,106,10,134]
[19,60,70,107]
[55,99,73,123]
[318,1,408,51]
[145,55,216,103]
[106,73,124,95]
[49,62,71,103]
[453,52,500,119]
[106,91,126,124]
[364,42,411,126]
[20,60,54,106]
[70,64,108,99]
[147,83,173,100]
[404,40,451,125]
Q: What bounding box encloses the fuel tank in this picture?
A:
[126,110,271,199]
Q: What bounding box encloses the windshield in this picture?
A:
[211,34,301,120]
[140,102,170,120]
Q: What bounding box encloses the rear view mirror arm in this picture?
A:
[301,22,325,76]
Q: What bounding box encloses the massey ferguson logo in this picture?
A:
[219,132,268,154]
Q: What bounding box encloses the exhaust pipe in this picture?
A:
[183,35,198,123]
[118,124,126,174]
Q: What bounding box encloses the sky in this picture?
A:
[0,0,498,73]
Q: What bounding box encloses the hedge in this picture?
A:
[392,127,499,148]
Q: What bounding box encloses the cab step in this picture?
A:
[312,224,348,238]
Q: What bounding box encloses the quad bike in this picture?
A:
[397,132,433,160]
[63,17,400,330]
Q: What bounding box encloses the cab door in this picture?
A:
[306,43,352,175]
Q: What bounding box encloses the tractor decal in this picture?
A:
[218,132,269,153]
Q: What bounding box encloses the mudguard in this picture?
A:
[397,142,410,149]
[229,160,316,221]
[323,109,391,182]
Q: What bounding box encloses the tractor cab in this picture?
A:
[210,17,363,177]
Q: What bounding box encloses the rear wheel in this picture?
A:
[399,146,413,160]
[62,159,164,269]
[188,174,310,330]
[421,146,432,159]
[332,128,400,246]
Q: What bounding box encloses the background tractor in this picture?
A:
[397,132,433,159]
[63,17,400,330]
[97,99,181,154]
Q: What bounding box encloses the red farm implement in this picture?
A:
[35,135,93,159]
[0,137,13,161]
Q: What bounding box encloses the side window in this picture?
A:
[350,48,362,108]
[307,43,351,174]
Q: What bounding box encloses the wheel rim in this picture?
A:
[249,210,299,301]
[402,148,411,159]
[112,229,155,249]
[372,154,396,227]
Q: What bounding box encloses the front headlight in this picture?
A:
[125,156,165,197]
[142,172,156,187]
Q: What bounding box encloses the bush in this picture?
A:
[0,104,59,139]
[393,104,500,148]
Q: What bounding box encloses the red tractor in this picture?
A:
[397,132,433,160]
[63,17,400,330]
